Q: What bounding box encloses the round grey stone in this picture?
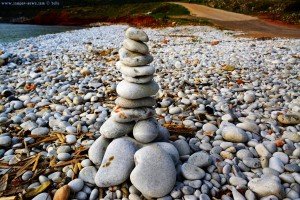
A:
[111,107,155,123]
[222,126,248,143]
[79,166,97,186]
[119,47,153,67]
[117,80,159,99]
[31,127,49,135]
[181,163,205,180]
[133,118,159,143]
[123,38,149,54]
[88,135,110,165]
[125,27,149,42]
[115,97,156,108]
[100,117,134,139]
[187,151,212,168]
[68,178,84,192]
[122,74,153,83]
[117,62,155,77]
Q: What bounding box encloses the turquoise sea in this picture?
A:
[0,23,83,44]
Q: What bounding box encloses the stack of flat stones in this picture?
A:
[88,27,179,198]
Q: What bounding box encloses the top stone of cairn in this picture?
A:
[125,27,149,42]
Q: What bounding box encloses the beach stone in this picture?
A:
[248,175,285,198]
[22,171,33,181]
[243,157,261,168]
[269,157,284,173]
[32,193,52,200]
[115,97,156,108]
[229,176,247,186]
[277,113,300,125]
[181,163,206,180]
[284,164,300,172]
[20,120,38,131]
[31,127,49,135]
[118,62,155,77]
[282,131,300,142]
[123,38,149,54]
[130,145,176,198]
[125,27,149,42]
[88,135,110,165]
[236,122,259,133]
[244,91,255,103]
[79,166,97,186]
[119,47,153,67]
[152,142,180,165]
[95,137,137,187]
[0,136,11,147]
[255,143,271,158]
[122,74,153,83]
[187,151,212,168]
[133,118,159,143]
[173,139,191,156]
[169,107,182,114]
[111,106,155,123]
[116,80,159,99]
[202,123,218,133]
[236,149,253,160]
[76,191,87,200]
[273,152,289,164]
[222,126,248,143]
[65,135,76,144]
[68,178,84,192]
[57,153,71,161]
[100,117,134,139]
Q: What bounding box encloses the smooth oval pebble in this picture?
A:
[115,97,156,108]
[31,127,50,135]
[57,153,71,161]
[100,117,134,138]
[88,135,110,165]
[123,38,149,54]
[119,47,153,67]
[133,118,159,143]
[122,74,153,83]
[117,61,155,77]
[68,178,84,192]
[116,80,159,99]
[32,193,52,200]
[125,27,149,42]
[111,106,155,122]
[222,126,248,143]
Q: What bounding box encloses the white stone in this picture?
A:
[123,38,149,54]
[111,106,155,123]
[115,97,156,108]
[122,74,153,83]
[119,47,153,67]
[100,117,134,139]
[79,166,97,186]
[88,135,110,165]
[133,118,159,143]
[117,62,155,77]
[130,145,176,198]
[222,126,248,143]
[68,178,84,192]
[125,27,149,42]
[117,80,159,99]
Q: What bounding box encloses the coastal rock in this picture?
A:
[133,118,159,143]
[119,48,153,67]
[95,137,137,187]
[115,97,156,108]
[277,113,300,125]
[0,136,11,147]
[32,193,52,200]
[130,145,176,198]
[123,38,149,54]
[248,175,285,198]
[222,126,248,143]
[88,135,111,165]
[117,80,159,99]
[31,127,50,135]
[111,106,155,122]
[152,142,180,165]
[68,178,84,192]
[100,117,134,139]
[118,62,155,77]
[125,27,149,42]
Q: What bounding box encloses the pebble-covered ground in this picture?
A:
[0,25,300,200]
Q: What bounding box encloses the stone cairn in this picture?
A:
[88,27,179,198]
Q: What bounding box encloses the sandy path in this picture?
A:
[173,2,300,38]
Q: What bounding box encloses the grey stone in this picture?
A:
[231,186,246,200]
[285,164,300,172]
[32,193,52,200]
[202,123,218,132]
[119,47,153,67]
[255,143,271,158]
[236,122,259,133]
[100,117,134,139]
[125,27,149,42]
[31,127,49,135]
[187,151,212,168]
[79,166,97,186]
[173,139,191,156]
[76,191,87,200]
[116,80,159,99]
[282,131,300,142]
[66,135,77,144]
[133,118,159,143]
[130,145,176,198]
[115,97,156,108]
[89,188,99,200]
[111,106,155,123]
[123,38,149,54]
[269,157,284,173]
[0,136,11,147]
[273,152,289,164]
[248,175,285,198]
[68,178,84,192]
[229,176,247,186]
[22,171,33,181]
[95,137,137,187]
[181,163,206,180]
[222,126,248,143]
[20,120,38,131]
[88,135,110,165]
[57,153,71,161]
[245,189,256,200]
[117,62,155,77]
[151,142,179,165]
[236,149,253,160]
[169,107,182,114]
[243,157,261,168]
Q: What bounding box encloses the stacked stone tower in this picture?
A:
[89,27,178,198]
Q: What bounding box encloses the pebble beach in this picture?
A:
[0,25,300,200]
